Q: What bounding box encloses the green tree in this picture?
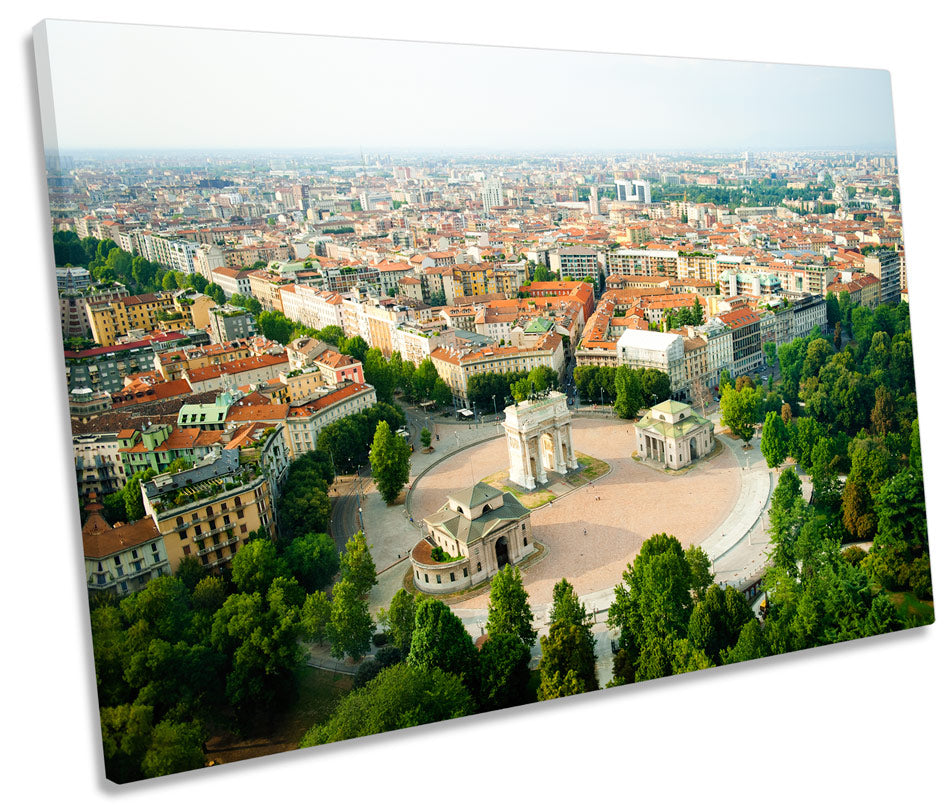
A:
[205,283,226,305]
[761,411,790,468]
[478,632,532,711]
[328,578,374,661]
[100,703,154,783]
[256,310,295,345]
[721,619,769,665]
[864,467,930,597]
[299,663,473,745]
[121,469,156,522]
[613,365,643,419]
[420,427,432,448]
[719,384,759,444]
[538,621,599,698]
[686,585,754,664]
[120,575,192,643]
[869,386,896,437]
[364,348,395,403]
[276,481,331,540]
[317,325,345,347]
[684,545,714,599]
[486,565,536,648]
[407,598,478,690]
[210,589,305,713]
[379,588,417,654]
[369,420,411,505]
[140,719,205,779]
[301,590,332,643]
[607,533,693,684]
[191,576,226,613]
[339,531,377,596]
[175,556,205,593]
[284,532,338,592]
[768,468,808,576]
[231,538,289,595]
[763,341,777,368]
[341,335,369,363]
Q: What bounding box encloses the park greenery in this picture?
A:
[88,440,393,781]
[315,402,404,474]
[256,309,345,348]
[572,364,671,416]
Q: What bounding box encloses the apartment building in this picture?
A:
[74,432,128,499]
[88,292,177,346]
[430,332,565,407]
[607,248,678,278]
[83,507,170,597]
[141,443,279,575]
[284,381,378,458]
[66,332,187,394]
[209,305,256,344]
[209,266,252,298]
[718,307,763,377]
[278,285,346,332]
[247,268,292,312]
[183,352,290,394]
[394,322,456,366]
[864,250,901,304]
[60,282,127,338]
[551,247,600,286]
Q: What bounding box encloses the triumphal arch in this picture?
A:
[504,391,578,490]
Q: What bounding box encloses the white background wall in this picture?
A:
[7,2,947,809]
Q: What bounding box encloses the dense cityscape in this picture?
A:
[49,147,931,780]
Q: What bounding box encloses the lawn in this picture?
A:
[482,452,608,506]
[204,667,353,765]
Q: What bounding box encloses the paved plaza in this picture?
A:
[332,407,782,685]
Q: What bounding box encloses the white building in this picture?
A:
[481,178,504,213]
[616,329,687,400]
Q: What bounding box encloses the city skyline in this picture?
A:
[36,20,897,154]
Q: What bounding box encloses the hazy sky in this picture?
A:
[36,19,897,154]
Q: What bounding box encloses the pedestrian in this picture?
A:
[584,529,587,535]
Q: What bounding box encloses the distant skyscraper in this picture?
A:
[482,178,503,213]
[589,185,599,215]
[617,179,650,204]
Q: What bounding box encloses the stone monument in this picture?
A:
[504,391,578,490]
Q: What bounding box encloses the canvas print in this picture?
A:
[34,19,934,783]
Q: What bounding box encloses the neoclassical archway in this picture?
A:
[504,392,578,490]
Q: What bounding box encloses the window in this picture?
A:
[176,516,184,527]
[237,509,244,519]
[183,545,191,555]
[476,562,482,572]
[206,506,214,517]
[179,530,187,540]
[463,568,468,578]
[436,574,442,584]
[523,537,528,547]
[113,555,121,565]
[192,513,198,522]
[424,573,429,583]
[240,524,247,534]
[131,550,138,559]
[449,572,455,582]
[151,543,157,552]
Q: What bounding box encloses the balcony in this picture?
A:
[193,522,235,541]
